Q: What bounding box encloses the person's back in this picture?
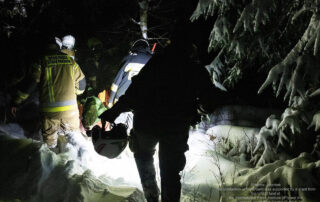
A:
[145,45,197,116]
[38,43,85,150]
[11,36,86,151]
[39,47,82,113]
[99,7,226,201]
[117,42,217,132]
[23,40,85,151]
[107,39,152,108]
[99,40,225,202]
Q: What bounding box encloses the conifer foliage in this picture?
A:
[192,0,320,166]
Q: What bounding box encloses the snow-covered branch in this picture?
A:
[258,13,320,105]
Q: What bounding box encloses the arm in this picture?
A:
[107,63,126,108]
[99,60,153,123]
[73,62,86,95]
[12,63,41,106]
[11,62,41,116]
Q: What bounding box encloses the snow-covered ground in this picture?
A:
[2,121,319,201]
[0,122,244,202]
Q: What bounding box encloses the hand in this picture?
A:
[98,109,118,124]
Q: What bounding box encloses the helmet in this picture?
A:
[62,35,75,50]
[131,39,150,52]
[92,123,128,159]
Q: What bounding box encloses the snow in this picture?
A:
[2,119,318,201]
[0,122,245,201]
[0,130,145,201]
[225,152,320,201]
[0,123,27,139]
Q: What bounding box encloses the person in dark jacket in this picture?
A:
[105,39,152,133]
[99,21,226,202]
[107,39,152,108]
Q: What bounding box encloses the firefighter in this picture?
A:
[104,39,153,133]
[107,39,153,108]
[98,22,227,202]
[11,36,86,152]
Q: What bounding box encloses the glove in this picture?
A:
[98,108,119,124]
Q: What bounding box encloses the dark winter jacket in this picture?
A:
[107,47,152,108]
[107,42,226,131]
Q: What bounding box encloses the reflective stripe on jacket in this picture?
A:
[107,51,151,108]
[37,50,85,112]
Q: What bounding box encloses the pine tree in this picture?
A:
[191,0,320,166]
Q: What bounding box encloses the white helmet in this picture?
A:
[92,123,128,159]
[62,35,75,50]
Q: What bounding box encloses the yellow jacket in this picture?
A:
[14,48,85,114]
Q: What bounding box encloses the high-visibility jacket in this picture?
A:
[107,49,152,108]
[14,48,85,114]
[82,96,107,128]
[61,49,75,59]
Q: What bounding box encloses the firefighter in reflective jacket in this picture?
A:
[107,39,152,108]
[12,37,86,151]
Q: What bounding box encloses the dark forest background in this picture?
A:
[0,0,285,110]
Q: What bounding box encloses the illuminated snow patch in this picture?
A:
[38,130,217,187]
[37,127,245,201]
[49,131,144,189]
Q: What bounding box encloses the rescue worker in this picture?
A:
[98,21,227,201]
[107,39,153,108]
[105,39,153,133]
[12,35,86,152]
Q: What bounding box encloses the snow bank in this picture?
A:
[5,122,303,202]
[221,152,320,201]
[0,123,248,201]
[0,132,145,202]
